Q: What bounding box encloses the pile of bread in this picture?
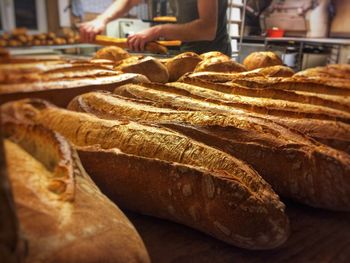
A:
[1,49,350,262]
[0,28,80,47]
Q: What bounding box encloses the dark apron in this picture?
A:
[170,0,232,56]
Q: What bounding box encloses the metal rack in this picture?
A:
[264,37,350,70]
[227,0,247,57]
[6,44,101,56]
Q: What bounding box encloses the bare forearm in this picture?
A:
[98,0,141,23]
[157,20,217,41]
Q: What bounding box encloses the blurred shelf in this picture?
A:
[265,37,350,45]
[6,44,100,56]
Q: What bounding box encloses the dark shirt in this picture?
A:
[171,0,232,56]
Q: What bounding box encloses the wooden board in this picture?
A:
[125,201,350,262]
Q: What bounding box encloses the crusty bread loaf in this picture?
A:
[116,56,169,83]
[231,76,350,95]
[251,65,295,77]
[194,57,247,73]
[69,91,350,211]
[165,82,350,123]
[181,77,350,113]
[1,65,119,85]
[94,46,131,62]
[185,72,350,96]
[0,127,24,263]
[199,51,231,61]
[165,52,202,81]
[295,64,350,79]
[2,99,289,249]
[113,83,350,154]
[0,73,149,94]
[182,71,268,82]
[243,52,283,70]
[2,121,150,263]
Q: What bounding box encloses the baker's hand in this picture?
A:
[127,26,161,52]
[80,18,107,43]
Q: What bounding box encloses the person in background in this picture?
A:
[80,0,232,56]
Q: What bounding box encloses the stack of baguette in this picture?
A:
[1,50,350,260]
[0,57,149,94]
[1,99,290,250]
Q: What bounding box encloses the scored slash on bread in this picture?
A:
[2,121,150,263]
[68,90,350,211]
[1,98,290,249]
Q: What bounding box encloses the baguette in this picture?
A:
[69,91,350,210]
[2,99,289,249]
[0,73,149,94]
[180,77,350,113]
[294,65,350,79]
[165,82,350,123]
[2,121,150,263]
[185,72,350,96]
[230,76,350,95]
[1,65,119,85]
[250,65,295,77]
[114,83,350,154]
[183,72,350,109]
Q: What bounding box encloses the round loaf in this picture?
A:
[199,51,230,61]
[243,51,283,70]
[195,57,246,73]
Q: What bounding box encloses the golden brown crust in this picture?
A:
[164,82,350,124]
[117,56,169,83]
[0,73,149,94]
[113,83,350,155]
[2,120,150,263]
[180,76,350,113]
[195,57,247,73]
[295,64,350,80]
[243,52,283,70]
[252,65,295,77]
[199,51,230,61]
[94,46,131,63]
[74,90,350,211]
[0,125,24,263]
[185,72,350,96]
[166,52,202,81]
[78,146,289,249]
